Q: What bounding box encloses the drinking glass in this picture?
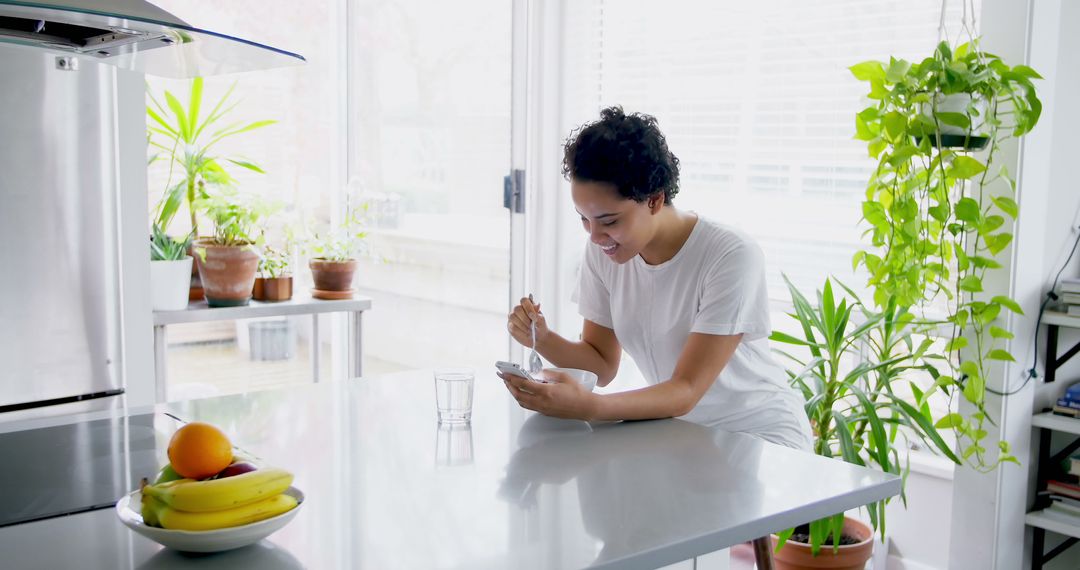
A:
[434,368,474,424]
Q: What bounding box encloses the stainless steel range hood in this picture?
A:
[0,0,304,77]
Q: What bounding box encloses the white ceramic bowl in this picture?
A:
[545,367,598,392]
[115,486,304,553]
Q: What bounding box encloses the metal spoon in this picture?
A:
[528,294,543,375]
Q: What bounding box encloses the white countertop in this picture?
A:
[0,368,900,569]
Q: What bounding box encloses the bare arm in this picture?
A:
[538,320,621,386]
[587,332,741,420]
[504,331,742,421]
[507,297,621,386]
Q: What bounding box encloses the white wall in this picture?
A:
[116,68,155,409]
[947,1,1080,569]
[1023,1,1080,569]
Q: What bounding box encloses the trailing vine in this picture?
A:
[850,40,1041,471]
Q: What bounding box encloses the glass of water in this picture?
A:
[434,368,474,424]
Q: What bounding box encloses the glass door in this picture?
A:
[346,0,516,373]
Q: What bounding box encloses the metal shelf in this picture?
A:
[1027,511,1080,540]
[1044,311,1080,329]
[1032,412,1080,436]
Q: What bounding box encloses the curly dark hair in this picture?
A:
[562,106,680,204]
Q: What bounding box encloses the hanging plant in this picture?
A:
[849,38,1041,471]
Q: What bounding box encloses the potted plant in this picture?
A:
[192,191,276,307]
[253,246,293,302]
[769,277,962,568]
[305,202,369,300]
[146,77,276,299]
[149,224,194,311]
[850,39,1040,470]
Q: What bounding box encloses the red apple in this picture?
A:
[216,461,259,479]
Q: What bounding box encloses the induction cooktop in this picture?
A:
[0,413,164,528]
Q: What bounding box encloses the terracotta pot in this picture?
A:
[187,244,204,301]
[309,258,358,294]
[253,276,293,302]
[193,239,260,307]
[771,517,874,570]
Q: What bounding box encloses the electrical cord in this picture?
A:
[987,226,1080,396]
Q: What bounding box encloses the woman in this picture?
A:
[500,106,811,451]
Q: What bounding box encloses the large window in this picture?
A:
[558,0,978,424]
[147,0,513,400]
[561,0,977,302]
[147,0,345,399]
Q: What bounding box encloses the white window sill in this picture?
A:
[905,446,956,481]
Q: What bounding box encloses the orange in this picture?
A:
[167,422,234,480]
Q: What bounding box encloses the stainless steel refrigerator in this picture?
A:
[0,0,303,414]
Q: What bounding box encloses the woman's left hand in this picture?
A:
[499,369,597,420]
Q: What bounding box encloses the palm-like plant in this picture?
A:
[770,275,961,554]
[147,77,275,236]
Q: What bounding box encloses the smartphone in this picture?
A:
[495,360,543,383]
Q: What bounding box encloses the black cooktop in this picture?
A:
[0,413,163,528]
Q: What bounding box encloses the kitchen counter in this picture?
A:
[0,369,900,569]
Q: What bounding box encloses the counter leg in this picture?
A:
[350,311,364,379]
[752,537,774,570]
[311,313,320,383]
[154,325,167,403]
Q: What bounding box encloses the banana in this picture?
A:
[142,467,293,513]
[141,492,298,531]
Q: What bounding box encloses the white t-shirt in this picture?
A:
[575,216,812,450]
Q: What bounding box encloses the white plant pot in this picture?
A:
[921,92,989,136]
[150,256,192,311]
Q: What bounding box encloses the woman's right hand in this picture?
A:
[507,296,550,349]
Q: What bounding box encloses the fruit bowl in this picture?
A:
[115,486,304,553]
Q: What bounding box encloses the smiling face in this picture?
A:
[571,178,660,264]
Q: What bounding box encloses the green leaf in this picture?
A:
[852,250,866,272]
[991,196,1019,219]
[950,156,987,179]
[960,360,981,380]
[850,61,886,81]
[769,331,821,347]
[890,397,962,463]
[963,373,986,404]
[935,413,964,429]
[774,527,795,552]
[981,215,1005,234]
[882,111,906,139]
[977,303,1001,326]
[989,326,1015,340]
[985,233,1014,255]
[1011,64,1043,79]
[225,159,267,174]
[885,58,912,83]
[868,138,887,158]
[992,295,1024,315]
[863,201,889,228]
[855,115,875,141]
[934,112,970,129]
[945,336,968,352]
[959,274,983,292]
[988,349,1016,362]
[954,198,981,223]
[868,78,889,100]
[164,91,191,142]
[187,77,203,142]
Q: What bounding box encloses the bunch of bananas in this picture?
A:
[140,466,297,531]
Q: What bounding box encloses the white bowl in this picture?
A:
[545,367,598,392]
[116,486,304,553]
